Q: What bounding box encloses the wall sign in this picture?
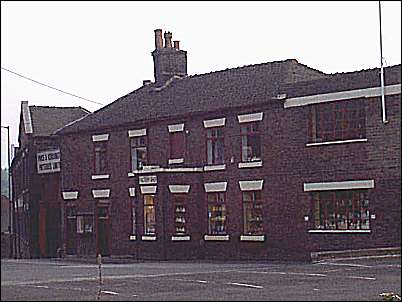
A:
[139,175,157,185]
[37,149,61,174]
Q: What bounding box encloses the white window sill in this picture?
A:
[129,235,136,241]
[204,235,230,241]
[240,235,265,241]
[308,230,371,234]
[141,235,157,241]
[169,158,184,165]
[171,235,191,241]
[238,161,262,168]
[128,172,135,177]
[306,138,368,147]
[204,164,226,171]
[91,174,110,180]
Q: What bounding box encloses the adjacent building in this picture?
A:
[11,102,90,258]
[55,29,401,261]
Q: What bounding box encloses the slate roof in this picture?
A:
[55,59,328,134]
[55,60,401,136]
[282,64,401,98]
[29,106,90,137]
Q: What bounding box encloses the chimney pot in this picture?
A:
[164,31,173,48]
[154,29,163,49]
[173,40,180,50]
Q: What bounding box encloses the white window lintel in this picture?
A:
[237,112,263,123]
[92,134,109,142]
[239,180,264,191]
[203,117,226,128]
[128,128,147,137]
[304,180,375,192]
[168,123,185,132]
[204,181,228,192]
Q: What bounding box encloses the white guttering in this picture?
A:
[303,180,375,192]
[284,84,401,108]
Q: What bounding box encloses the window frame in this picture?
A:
[76,214,94,234]
[240,121,261,163]
[130,135,148,171]
[169,131,186,160]
[172,194,188,235]
[242,191,263,235]
[311,190,370,230]
[94,142,108,174]
[205,127,225,165]
[206,192,227,235]
[309,99,366,143]
[143,194,156,235]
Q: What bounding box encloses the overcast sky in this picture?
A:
[1,1,401,168]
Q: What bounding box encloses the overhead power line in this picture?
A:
[1,67,104,106]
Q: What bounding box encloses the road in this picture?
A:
[1,256,400,301]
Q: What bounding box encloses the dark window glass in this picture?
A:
[243,191,263,235]
[310,99,366,142]
[173,195,187,235]
[312,190,370,230]
[131,136,148,171]
[206,128,224,165]
[144,195,156,235]
[207,192,226,235]
[240,122,261,162]
[94,142,107,174]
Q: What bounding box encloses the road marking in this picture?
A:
[287,272,327,277]
[34,285,49,288]
[314,254,400,262]
[196,280,208,283]
[345,276,376,280]
[101,290,119,295]
[238,271,327,278]
[228,282,263,289]
[313,288,319,291]
[316,262,372,268]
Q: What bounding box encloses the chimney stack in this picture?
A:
[152,29,187,85]
[154,29,163,49]
[164,31,173,48]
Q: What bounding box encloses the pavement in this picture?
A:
[1,255,400,301]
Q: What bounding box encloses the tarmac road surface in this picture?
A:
[1,256,400,301]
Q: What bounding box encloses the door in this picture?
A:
[66,206,77,254]
[97,206,110,256]
[38,204,47,257]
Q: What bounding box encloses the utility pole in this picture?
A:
[1,125,13,258]
[378,1,387,123]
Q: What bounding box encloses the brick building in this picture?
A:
[55,29,401,261]
[11,102,89,258]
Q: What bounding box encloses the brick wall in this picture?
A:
[58,93,400,260]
